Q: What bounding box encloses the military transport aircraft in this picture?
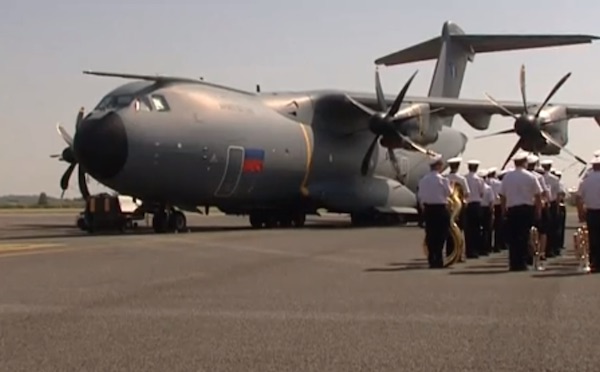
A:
[52,21,600,233]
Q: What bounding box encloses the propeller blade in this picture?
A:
[346,95,377,116]
[374,69,387,112]
[535,72,572,118]
[56,123,73,147]
[386,70,418,118]
[77,165,91,199]
[539,130,587,165]
[361,135,380,175]
[60,163,76,195]
[387,147,403,182]
[519,64,528,110]
[76,107,85,131]
[401,135,439,157]
[578,165,588,178]
[500,139,523,170]
[484,93,519,119]
[50,154,61,159]
[474,128,516,139]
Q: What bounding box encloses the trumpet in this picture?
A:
[528,226,545,271]
[422,182,465,267]
[573,224,591,273]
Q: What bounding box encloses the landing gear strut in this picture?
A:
[249,210,306,229]
[152,207,187,233]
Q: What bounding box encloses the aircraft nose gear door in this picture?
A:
[214,146,244,197]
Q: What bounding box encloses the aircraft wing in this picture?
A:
[345,91,600,121]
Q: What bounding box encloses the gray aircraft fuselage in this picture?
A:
[74,81,466,215]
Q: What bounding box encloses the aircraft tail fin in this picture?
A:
[375,21,599,100]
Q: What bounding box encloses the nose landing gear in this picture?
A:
[152,208,187,233]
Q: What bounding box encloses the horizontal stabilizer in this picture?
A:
[375,21,599,66]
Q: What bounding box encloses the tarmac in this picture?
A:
[0,210,599,371]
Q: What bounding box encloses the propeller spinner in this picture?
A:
[346,69,439,177]
[477,64,587,170]
[50,107,91,199]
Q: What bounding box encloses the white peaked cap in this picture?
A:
[592,157,600,165]
[477,170,487,177]
[540,159,553,166]
[513,152,529,161]
[594,150,600,156]
[554,170,562,176]
[527,154,539,163]
[429,154,443,165]
[447,157,462,164]
[487,167,498,174]
[467,159,480,165]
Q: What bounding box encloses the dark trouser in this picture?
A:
[416,201,424,227]
[424,204,450,268]
[558,204,566,249]
[465,202,482,258]
[547,201,560,256]
[445,203,465,257]
[585,209,600,270]
[506,205,535,270]
[493,205,505,251]
[481,206,493,255]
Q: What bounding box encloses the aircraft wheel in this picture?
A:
[249,212,264,228]
[291,212,306,228]
[170,211,187,232]
[152,211,168,233]
[264,214,278,228]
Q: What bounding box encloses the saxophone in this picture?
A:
[573,223,591,273]
[422,182,465,267]
[528,226,545,271]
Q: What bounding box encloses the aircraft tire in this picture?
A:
[291,212,306,228]
[152,212,168,233]
[170,211,187,232]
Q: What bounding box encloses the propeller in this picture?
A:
[345,69,439,177]
[51,107,91,199]
[476,64,587,170]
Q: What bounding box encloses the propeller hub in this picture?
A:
[61,147,76,163]
[514,114,540,137]
[73,112,128,179]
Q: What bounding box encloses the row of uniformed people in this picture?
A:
[576,153,600,272]
[417,153,568,270]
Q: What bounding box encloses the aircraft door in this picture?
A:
[214,146,244,198]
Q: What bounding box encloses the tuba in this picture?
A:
[528,226,545,271]
[573,223,591,273]
[423,182,465,267]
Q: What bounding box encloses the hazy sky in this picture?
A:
[2,0,600,197]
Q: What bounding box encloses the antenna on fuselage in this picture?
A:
[256,84,261,93]
[199,77,204,81]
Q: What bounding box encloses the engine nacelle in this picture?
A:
[395,103,440,144]
[461,112,492,130]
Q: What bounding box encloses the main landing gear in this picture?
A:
[350,210,407,227]
[151,207,187,233]
[248,210,306,229]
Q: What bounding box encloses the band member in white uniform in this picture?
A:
[418,155,452,269]
[540,159,562,257]
[500,152,543,271]
[576,156,600,272]
[551,169,567,250]
[480,170,495,256]
[464,160,485,258]
[526,154,550,264]
[486,168,504,252]
[444,157,470,258]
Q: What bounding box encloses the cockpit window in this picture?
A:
[95,95,135,111]
[150,94,170,112]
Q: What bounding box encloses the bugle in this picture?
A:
[528,226,545,271]
[422,182,464,267]
[573,223,591,273]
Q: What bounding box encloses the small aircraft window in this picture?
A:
[150,94,170,112]
[134,96,153,112]
[95,95,135,111]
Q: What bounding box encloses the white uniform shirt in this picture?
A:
[576,171,600,209]
[499,168,543,208]
[530,171,550,201]
[445,172,470,198]
[481,183,495,207]
[487,178,502,205]
[465,172,485,203]
[418,171,452,204]
[542,172,561,202]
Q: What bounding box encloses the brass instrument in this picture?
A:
[423,182,465,267]
[528,226,545,271]
[573,223,591,273]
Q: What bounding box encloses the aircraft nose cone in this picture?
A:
[73,112,128,179]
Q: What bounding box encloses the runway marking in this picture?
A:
[0,242,64,254]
